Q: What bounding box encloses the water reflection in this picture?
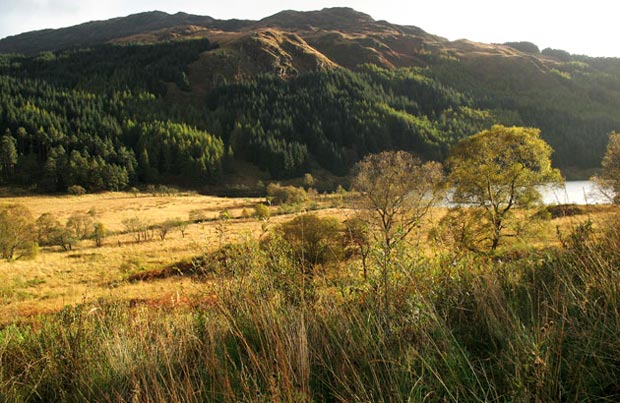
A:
[539,181,609,205]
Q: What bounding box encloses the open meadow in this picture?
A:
[0,190,354,322]
[0,188,615,323]
[1,187,620,402]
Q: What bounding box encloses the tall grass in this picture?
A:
[1,221,620,402]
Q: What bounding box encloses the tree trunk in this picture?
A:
[491,219,502,251]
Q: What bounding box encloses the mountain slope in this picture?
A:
[0,8,619,193]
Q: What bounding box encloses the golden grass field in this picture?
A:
[0,191,615,324]
[0,191,356,322]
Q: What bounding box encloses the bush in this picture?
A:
[36,213,60,246]
[253,203,270,220]
[22,242,39,260]
[157,219,178,241]
[537,204,585,219]
[266,183,307,205]
[189,209,208,223]
[67,185,86,195]
[276,213,343,269]
[93,222,106,247]
[122,217,154,243]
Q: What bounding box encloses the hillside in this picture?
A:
[0,8,619,192]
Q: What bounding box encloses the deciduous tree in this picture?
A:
[448,125,562,252]
[592,131,620,203]
[352,150,445,306]
[0,204,36,260]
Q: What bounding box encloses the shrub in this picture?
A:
[538,204,585,219]
[122,217,153,243]
[157,219,179,241]
[276,213,343,269]
[177,219,188,238]
[266,183,307,205]
[22,242,39,260]
[303,173,315,188]
[36,213,60,246]
[93,222,106,247]
[189,209,208,223]
[67,185,86,195]
[253,203,270,220]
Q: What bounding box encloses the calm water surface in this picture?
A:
[539,181,608,205]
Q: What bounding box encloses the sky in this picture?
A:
[0,0,617,57]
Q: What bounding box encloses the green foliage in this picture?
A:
[208,66,493,177]
[266,183,307,205]
[128,120,224,184]
[0,203,35,260]
[276,213,343,269]
[66,213,93,240]
[67,185,86,196]
[122,217,154,243]
[503,41,540,54]
[430,53,620,170]
[0,41,221,191]
[0,132,17,181]
[0,33,618,191]
[4,39,213,94]
[93,222,106,247]
[448,125,563,251]
[253,203,270,220]
[541,47,572,61]
[592,131,620,203]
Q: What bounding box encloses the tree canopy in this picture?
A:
[353,150,445,307]
[448,125,562,251]
[593,131,620,203]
